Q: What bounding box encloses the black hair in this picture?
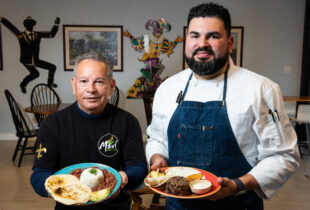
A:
[187,2,231,37]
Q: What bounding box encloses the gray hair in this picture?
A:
[73,52,114,79]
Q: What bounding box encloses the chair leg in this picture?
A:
[18,137,28,167]
[306,124,310,156]
[12,137,22,161]
[152,194,161,204]
[299,145,303,159]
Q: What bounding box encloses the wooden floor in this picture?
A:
[0,140,310,210]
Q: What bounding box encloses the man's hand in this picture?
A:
[55,17,60,25]
[208,174,259,201]
[150,153,168,171]
[119,171,128,189]
[207,177,238,201]
[110,171,127,199]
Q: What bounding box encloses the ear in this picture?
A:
[71,77,76,96]
[228,35,234,54]
[109,79,116,96]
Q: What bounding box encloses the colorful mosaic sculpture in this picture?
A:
[124,18,183,98]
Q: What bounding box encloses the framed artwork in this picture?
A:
[0,25,3,70]
[183,26,188,69]
[63,25,123,71]
[182,26,244,69]
[230,26,244,67]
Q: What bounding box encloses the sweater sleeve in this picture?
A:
[124,163,148,190]
[30,168,54,197]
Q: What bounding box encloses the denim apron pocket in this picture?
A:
[179,124,213,167]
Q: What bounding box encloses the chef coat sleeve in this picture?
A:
[249,83,301,199]
[145,85,171,165]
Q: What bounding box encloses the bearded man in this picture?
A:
[145,2,300,210]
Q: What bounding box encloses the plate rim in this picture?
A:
[53,162,121,205]
[146,166,221,199]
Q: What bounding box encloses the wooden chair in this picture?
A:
[131,91,165,210]
[30,83,60,126]
[4,89,38,167]
[291,104,310,158]
[109,86,119,106]
[142,94,154,125]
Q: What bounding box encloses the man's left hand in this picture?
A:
[207,177,238,201]
[119,171,128,189]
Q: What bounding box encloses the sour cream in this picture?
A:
[189,180,212,194]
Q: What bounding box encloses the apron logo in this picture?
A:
[98,133,119,157]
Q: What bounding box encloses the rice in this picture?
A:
[79,168,104,189]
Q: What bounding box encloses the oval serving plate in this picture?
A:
[53,162,121,205]
[145,166,221,199]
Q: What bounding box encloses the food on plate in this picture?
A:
[189,179,212,195]
[145,168,173,188]
[45,174,80,192]
[70,167,117,192]
[145,174,171,187]
[165,176,190,196]
[80,168,104,189]
[46,167,118,205]
[165,167,202,178]
[145,167,217,197]
[150,169,165,178]
[90,188,111,202]
[186,173,203,182]
[45,174,91,205]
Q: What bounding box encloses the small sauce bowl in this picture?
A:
[189,180,212,194]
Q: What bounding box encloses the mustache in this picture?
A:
[192,47,214,57]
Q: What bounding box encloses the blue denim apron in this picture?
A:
[166,70,263,210]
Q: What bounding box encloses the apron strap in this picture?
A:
[181,64,230,105]
[179,73,193,105]
[222,65,229,105]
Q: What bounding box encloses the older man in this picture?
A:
[30,52,147,210]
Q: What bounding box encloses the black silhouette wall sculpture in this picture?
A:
[0,16,60,93]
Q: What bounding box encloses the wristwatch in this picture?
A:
[233,178,246,195]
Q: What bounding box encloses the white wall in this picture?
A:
[0,0,305,139]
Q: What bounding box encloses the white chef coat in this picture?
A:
[145,60,300,199]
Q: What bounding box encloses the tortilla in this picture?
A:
[165,167,201,178]
[144,175,171,187]
[45,174,91,205]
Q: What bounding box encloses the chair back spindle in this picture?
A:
[109,86,119,107]
[30,83,60,126]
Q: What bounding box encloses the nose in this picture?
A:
[86,83,96,93]
[198,37,210,48]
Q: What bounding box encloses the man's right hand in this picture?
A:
[150,153,168,171]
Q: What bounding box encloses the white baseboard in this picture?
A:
[0,133,17,140]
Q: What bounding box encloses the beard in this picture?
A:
[185,47,229,76]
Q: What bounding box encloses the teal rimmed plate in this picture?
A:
[53,162,121,205]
